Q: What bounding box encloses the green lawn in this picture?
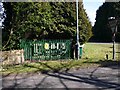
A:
[2,43,120,75]
[82,43,119,60]
[83,43,112,60]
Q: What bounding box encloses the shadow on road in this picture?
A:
[83,59,120,69]
[45,71,120,89]
[2,60,120,89]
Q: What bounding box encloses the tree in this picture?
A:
[78,2,92,44]
[46,2,92,44]
[2,2,92,50]
[92,2,120,42]
[2,2,53,50]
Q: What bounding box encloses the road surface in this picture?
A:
[2,65,120,89]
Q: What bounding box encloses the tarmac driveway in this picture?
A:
[2,65,120,89]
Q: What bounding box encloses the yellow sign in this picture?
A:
[44,43,49,50]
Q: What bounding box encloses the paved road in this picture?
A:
[2,65,120,89]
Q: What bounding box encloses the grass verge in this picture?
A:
[1,59,95,75]
[1,43,120,75]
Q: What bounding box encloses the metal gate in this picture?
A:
[20,39,71,60]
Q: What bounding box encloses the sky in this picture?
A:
[0,3,3,27]
[83,0,105,26]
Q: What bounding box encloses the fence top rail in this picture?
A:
[20,39,71,43]
[20,39,72,41]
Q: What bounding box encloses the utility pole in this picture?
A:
[76,0,79,60]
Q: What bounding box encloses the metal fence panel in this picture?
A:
[20,39,71,60]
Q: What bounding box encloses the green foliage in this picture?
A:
[78,3,92,43]
[2,2,53,50]
[2,2,92,50]
[92,2,120,42]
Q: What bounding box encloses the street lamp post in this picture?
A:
[76,0,79,60]
[108,17,118,60]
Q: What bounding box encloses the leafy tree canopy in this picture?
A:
[2,2,92,50]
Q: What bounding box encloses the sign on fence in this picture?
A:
[20,39,71,60]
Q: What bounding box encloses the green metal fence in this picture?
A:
[20,39,71,60]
